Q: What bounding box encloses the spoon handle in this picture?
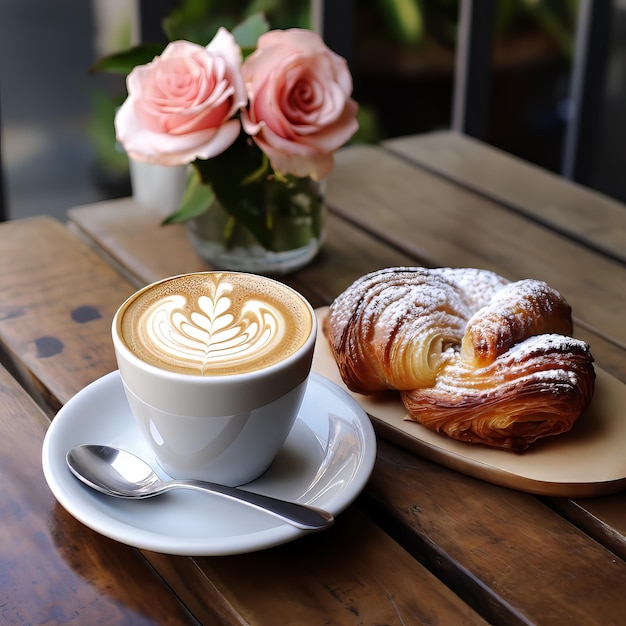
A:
[172,479,334,531]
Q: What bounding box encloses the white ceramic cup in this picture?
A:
[111,271,317,486]
[129,158,188,217]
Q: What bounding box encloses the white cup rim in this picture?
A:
[112,271,317,382]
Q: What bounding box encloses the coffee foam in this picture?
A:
[119,273,312,375]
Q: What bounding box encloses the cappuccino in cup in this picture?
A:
[118,272,312,376]
[112,272,316,486]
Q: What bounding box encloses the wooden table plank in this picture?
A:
[146,508,488,626]
[68,198,210,289]
[67,199,417,305]
[328,144,626,351]
[384,130,626,263]
[367,439,626,626]
[0,217,137,409]
[0,362,196,625]
[548,493,626,562]
[574,327,626,384]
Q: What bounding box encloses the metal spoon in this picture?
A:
[66,444,334,531]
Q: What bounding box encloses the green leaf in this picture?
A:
[232,12,270,48]
[245,0,280,17]
[375,0,424,46]
[90,44,166,75]
[87,90,129,172]
[162,0,217,42]
[161,171,215,225]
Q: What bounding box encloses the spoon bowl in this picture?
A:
[66,444,334,531]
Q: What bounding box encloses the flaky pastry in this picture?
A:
[325,267,595,451]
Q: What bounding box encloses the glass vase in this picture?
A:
[187,176,326,275]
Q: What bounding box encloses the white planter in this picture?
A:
[129,158,187,218]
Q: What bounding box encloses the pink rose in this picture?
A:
[115,29,247,166]
[241,29,359,180]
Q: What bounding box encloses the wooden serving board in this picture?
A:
[313,308,626,498]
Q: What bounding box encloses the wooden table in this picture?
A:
[1,130,626,625]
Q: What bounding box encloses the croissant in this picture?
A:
[325,267,595,451]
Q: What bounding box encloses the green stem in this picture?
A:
[241,153,271,186]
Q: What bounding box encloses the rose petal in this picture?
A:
[241,28,358,179]
[116,34,246,166]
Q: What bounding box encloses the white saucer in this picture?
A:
[42,371,376,555]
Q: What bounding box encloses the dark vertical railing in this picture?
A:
[316,0,495,139]
[0,93,6,221]
[562,0,612,184]
[138,0,178,42]
[451,0,495,140]
[313,0,355,67]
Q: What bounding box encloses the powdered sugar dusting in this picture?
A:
[326,266,595,450]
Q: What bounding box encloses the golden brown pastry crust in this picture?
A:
[325,267,595,451]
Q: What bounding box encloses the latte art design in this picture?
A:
[145,290,285,373]
[120,273,312,375]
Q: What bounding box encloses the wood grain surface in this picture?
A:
[328,143,626,349]
[0,362,196,624]
[0,217,136,409]
[0,216,485,624]
[368,439,626,626]
[2,130,626,625]
[384,130,626,263]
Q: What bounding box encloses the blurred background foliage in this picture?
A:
[89,0,579,191]
[164,0,312,41]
